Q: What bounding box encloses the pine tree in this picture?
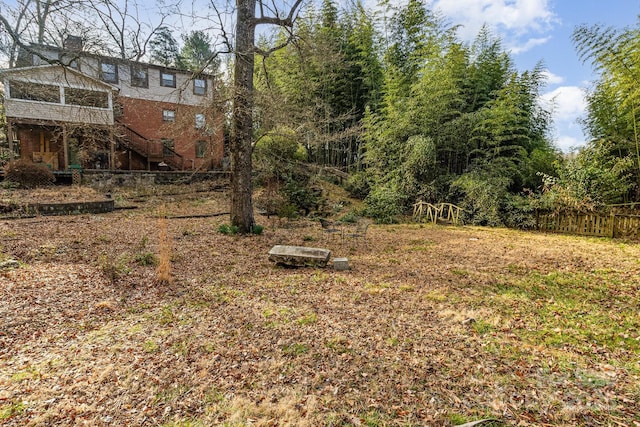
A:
[149,26,179,67]
[177,30,218,73]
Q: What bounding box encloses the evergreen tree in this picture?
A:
[149,26,179,67]
[177,30,218,73]
[256,0,382,170]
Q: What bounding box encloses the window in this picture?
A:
[196,140,208,158]
[100,61,118,83]
[162,139,175,156]
[131,64,148,88]
[65,88,108,108]
[160,71,176,88]
[162,109,176,122]
[193,78,206,95]
[9,80,60,103]
[195,113,205,129]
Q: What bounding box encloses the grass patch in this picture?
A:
[143,340,159,353]
[154,384,192,405]
[282,343,310,356]
[424,290,448,302]
[476,270,640,371]
[406,239,436,251]
[325,336,351,354]
[364,281,392,295]
[11,369,37,383]
[297,312,318,325]
[0,401,24,420]
[159,305,175,325]
[472,319,494,335]
[450,268,470,276]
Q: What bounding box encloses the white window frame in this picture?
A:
[193,78,206,96]
[195,113,206,129]
[100,62,118,83]
[160,71,176,88]
[162,109,176,122]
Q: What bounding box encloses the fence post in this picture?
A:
[610,213,616,238]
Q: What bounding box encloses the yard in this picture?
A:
[1,185,639,426]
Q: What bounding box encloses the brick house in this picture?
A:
[1,39,225,171]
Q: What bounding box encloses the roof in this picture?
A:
[21,43,217,79]
[0,64,120,92]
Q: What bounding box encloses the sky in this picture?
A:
[426,0,640,152]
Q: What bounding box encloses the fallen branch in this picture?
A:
[168,212,230,219]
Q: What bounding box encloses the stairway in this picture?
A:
[116,122,184,170]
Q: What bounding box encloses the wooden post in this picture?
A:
[62,124,69,170]
[610,213,616,238]
[7,120,14,161]
[109,128,115,170]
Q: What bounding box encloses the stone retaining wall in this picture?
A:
[27,200,115,216]
[81,170,231,188]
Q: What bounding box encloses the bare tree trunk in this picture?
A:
[226,0,303,233]
[230,0,257,233]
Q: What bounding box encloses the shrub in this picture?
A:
[503,194,537,229]
[0,150,10,168]
[4,160,55,188]
[364,185,404,224]
[282,180,320,215]
[345,172,371,199]
[277,203,299,220]
[449,172,509,226]
[339,211,360,223]
[98,253,131,284]
[134,251,159,266]
[250,224,264,235]
[218,224,239,235]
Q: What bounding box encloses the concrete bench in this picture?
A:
[268,245,331,267]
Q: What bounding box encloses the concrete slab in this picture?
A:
[268,245,331,267]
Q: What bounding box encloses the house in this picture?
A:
[1,38,225,172]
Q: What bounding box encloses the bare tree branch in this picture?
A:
[254,0,304,27]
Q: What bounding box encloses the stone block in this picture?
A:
[268,245,331,267]
[333,257,349,271]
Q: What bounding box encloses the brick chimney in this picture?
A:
[64,36,83,52]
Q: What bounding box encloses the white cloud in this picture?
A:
[432,0,557,53]
[541,70,564,85]
[541,86,587,122]
[541,86,588,152]
[555,135,585,152]
[508,36,551,54]
[434,0,556,35]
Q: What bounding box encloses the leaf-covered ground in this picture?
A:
[1,186,639,426]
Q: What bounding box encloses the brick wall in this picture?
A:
[118,97,224,170]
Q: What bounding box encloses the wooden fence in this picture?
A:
[536,211,640,239]
[413,202,463,225]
